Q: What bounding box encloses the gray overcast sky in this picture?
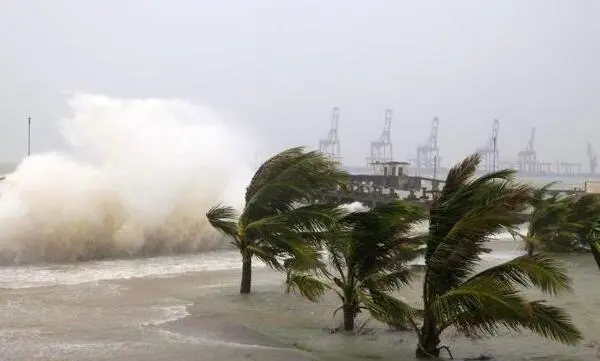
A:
[1,0,599,168]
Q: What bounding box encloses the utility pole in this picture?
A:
[27,116,31,156]
[433,154,438,182]
[492,136,497,172]
[432,154,438,192]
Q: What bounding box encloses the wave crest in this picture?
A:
[0,94,252,264]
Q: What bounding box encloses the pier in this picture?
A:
[324,161,599,208]
[322,161,441,208]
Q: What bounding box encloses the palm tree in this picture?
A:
[569,194,600,246]
[417,154,582,358]
[205,146,348,294]
[590,232,600,272]
[285,201,426,332]
[521,183,577,255]
[569,194,600,270]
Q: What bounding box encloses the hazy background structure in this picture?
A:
[1,0,599,172]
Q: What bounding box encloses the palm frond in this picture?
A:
[361,289,419,330]
[282,244,328,277]
[524,300,582,345]
[244,146,305,202]
[462,253,572,296]
[206,204,239,239]
[527,189,579,252]
[568,194,600,249]
[531,181,560,202]
[437,153,481,200]
[590,237,600,271]
[428,169,529,263]
[284,203,348,246]
[431,273,581,345]
[431,278,526,333]
[347,201,426,278]
[242,147,347,222]
[245,243,283,270]
[285,272,331,302]
[363,268,414,291]
[243,214,290,241]
[427,180,531,290]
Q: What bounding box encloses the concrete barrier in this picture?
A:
[585,181,600,194]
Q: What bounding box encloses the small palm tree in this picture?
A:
[417,154,582,358]
[590,232,600,271]
[206,146,347,294]
[569,194,600,270]
[285,201,427,332]
[569,194,600,245]
[521,183,577,255]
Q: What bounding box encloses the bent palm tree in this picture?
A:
[206,147,347,294]
[285,201,426,331]
[569,194,600,270]
[521,183,577,255]
[417,154,582,358]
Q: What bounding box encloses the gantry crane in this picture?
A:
[588,143,597,175]
[366,109,393,169]
[517,127,537,173]
[475,119,499,172]
[318,107,341,163]
[415,117,440,175]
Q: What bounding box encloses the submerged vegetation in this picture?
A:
[517,182,600,255]
[206,146,600,358]
[569,193,600,271]
[520,182,576,255]
[285,201,426,332]
[416,155,581,358]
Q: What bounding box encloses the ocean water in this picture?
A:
[1,94,598,360]
[0,237,598,361]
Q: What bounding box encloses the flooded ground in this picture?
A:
[0,240,599,360]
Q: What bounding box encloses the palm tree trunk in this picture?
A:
[590,240,600,272]
[416,317,440,358]
[240,251,252,294]
[342,304,355,331]
[526,234,535,256]
[527,242,534,257]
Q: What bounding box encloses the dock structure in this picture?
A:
[323,161,598,208]
[322,161,442,208]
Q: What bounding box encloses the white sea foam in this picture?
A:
[0,94,254,265]
[142,302,193,327]
[0,250,259,289]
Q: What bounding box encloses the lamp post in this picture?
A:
[492,136,497,172]
[27,116,31,156]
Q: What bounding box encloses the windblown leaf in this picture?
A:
[206,205,239,238]
[463,253,572,296]
[524,300,582,345]
[285,273,331,302]
[361,290,418,329]
[590,237,600,272]
[427,179,532,292]
[242,147,347,223]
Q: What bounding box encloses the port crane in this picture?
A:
[588,143,597,175]
[366,109,393,169]
[415,117,440,175]
[318,107,342,163]
[475,119,499,172]
[517,127,537,173]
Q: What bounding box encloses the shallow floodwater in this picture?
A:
[0,239,599,360]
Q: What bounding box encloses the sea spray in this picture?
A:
[0,94,254,264]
